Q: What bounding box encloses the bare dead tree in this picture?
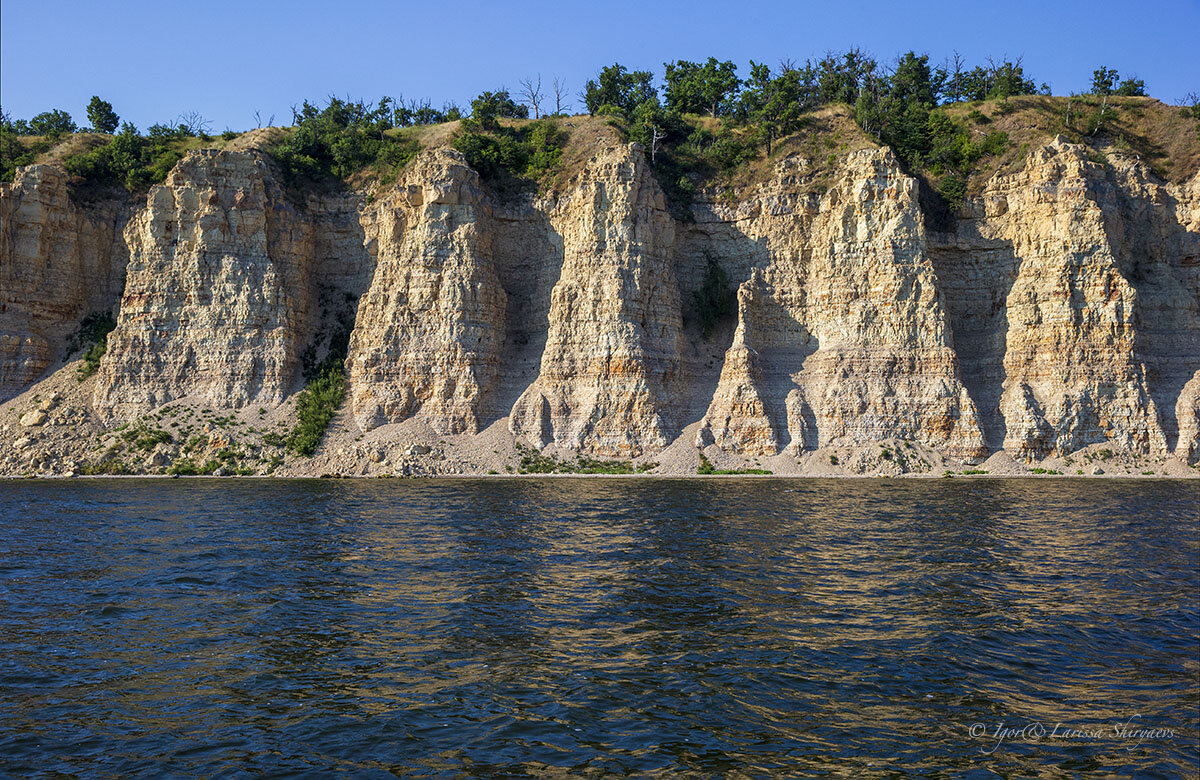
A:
[947,50,966,102]
[778,58,797,74]
[178,111,212,136]
[552,77,570,115]
[648,123,667,164]
[519,75,544,119]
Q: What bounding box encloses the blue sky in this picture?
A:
[2,0,1197,131]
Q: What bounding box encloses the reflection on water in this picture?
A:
[0,479,1196,776]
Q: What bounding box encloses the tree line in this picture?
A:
[1,53,1184,192]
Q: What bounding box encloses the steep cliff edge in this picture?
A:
[1,111,1198,477]
[347,149,505,434]
[91,150,320,420]
[509,142,682,456]
[690,148,984,459]
[930,137,1200,460]
[0,165,129,401]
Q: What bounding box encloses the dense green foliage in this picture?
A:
[269,98,420,183]
[1091,66,1146,97]
[68,312,117,380]
[288,319,353,457]
[454,94,567,185]
[664,58,741,117]
[286,365,345,456]
[580,49,1040,210]
[464,90,528,131]
[28,109,78,136]
[63,122,185,191]
[584,64,657,115]
[86,96,120,133]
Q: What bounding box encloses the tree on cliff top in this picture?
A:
[86,97,120,134]
[583,64,657,116]
[664,58,741,117]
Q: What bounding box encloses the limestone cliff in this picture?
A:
[1,113,1198,477]
[509,143,682,456]
[691,148,984,458]
[931,138,1200,460]
[0,165,128,400]
[347,149,505,434]
[92,150,318,420]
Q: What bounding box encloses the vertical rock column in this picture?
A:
[990,140,1168,458]
[0,165,128,400]
[347,149,506,435]
[510,144,683,456]
[699,148,985,458]
[93,150,316,421]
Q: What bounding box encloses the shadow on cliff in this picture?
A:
[928,231,1023,453]
[1102,185,1200,452]
[482,200,566,429]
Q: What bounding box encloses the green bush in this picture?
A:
[453,118,566,185]
[69,312,117,379]
[269,98,420,183]
[286,365,345,456]
[62,122,184,192]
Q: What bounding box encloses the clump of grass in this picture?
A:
[514,443,653,474]
[134,429,172,451]
[79,458,131,475]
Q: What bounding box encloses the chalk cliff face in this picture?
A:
[347,149,506,434]
[0,165,128,400]
[92,150,318,420]
[2,121,1198,473]
[690,148,984,458]
[931,138,1200,460]
[509,144,682,456]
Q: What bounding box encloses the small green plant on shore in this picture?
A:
[79,458,131,475]
[514,442,653,474]
[286,366,345,456]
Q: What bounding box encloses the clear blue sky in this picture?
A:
[2,0,1197,130]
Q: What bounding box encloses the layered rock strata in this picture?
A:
[2,125,1197,468]
[92,150,318,420]
[691,148,985,458]
[0,165,129,400]
[347,150,506,434]
[931,138,1200,459]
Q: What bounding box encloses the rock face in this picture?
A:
[931,138,1200,459]
[347,149,506,434]
[3,122,1198,469]
[691,148,984,458]
[92,150,319,420]
[0,165,129,400]
[509,144,682,456]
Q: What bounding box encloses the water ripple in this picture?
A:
[0,478,1196,777]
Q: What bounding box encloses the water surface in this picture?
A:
[1,479,1197,777]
